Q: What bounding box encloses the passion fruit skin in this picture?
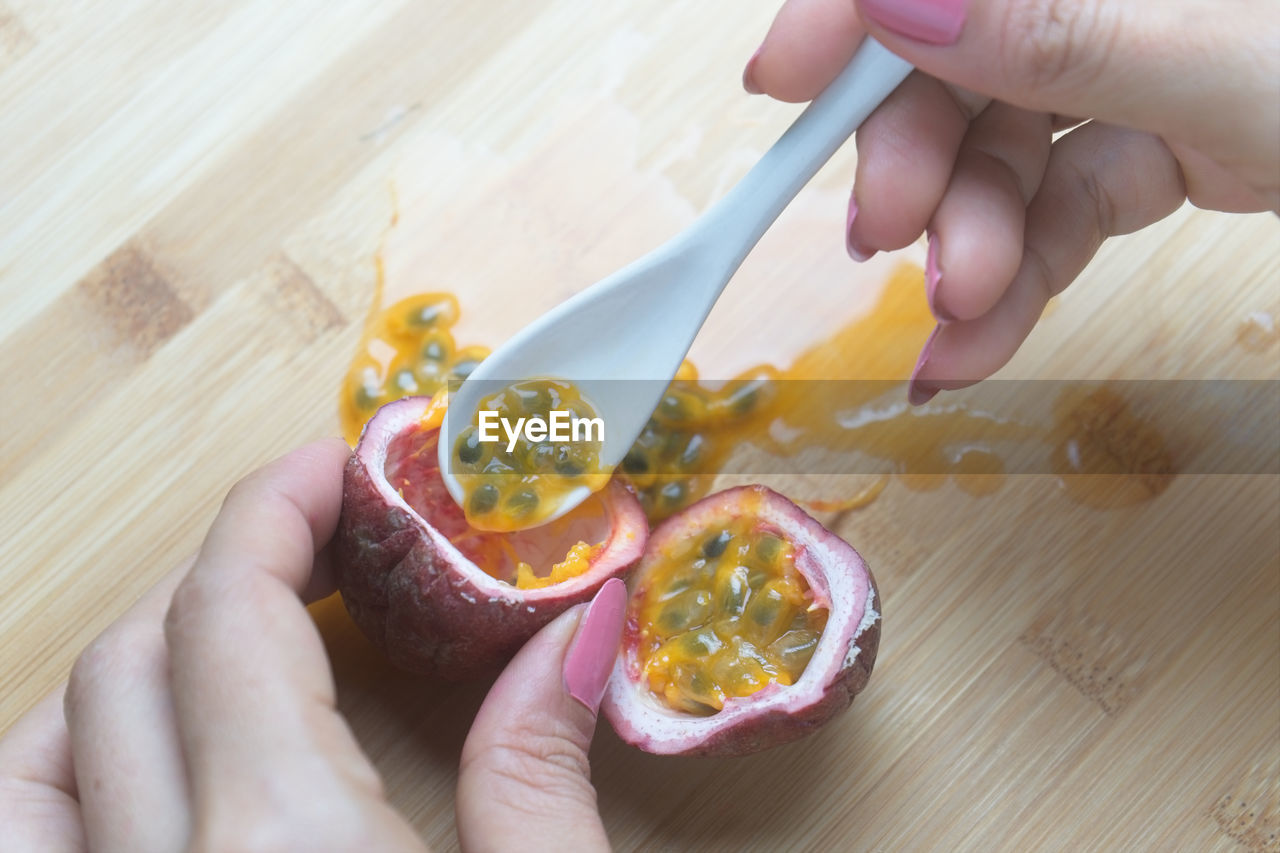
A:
[334,396,647,680]
[602,485,880,757]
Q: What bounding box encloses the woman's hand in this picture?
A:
[743,0,1279,403]
[0,440,622,852]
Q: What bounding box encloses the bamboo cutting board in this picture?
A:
[2,1,1278,850]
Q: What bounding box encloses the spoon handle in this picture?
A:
[695,39,913,272]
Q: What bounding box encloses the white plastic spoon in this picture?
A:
[440,39,913,520]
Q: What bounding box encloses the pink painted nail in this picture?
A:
[924,232,954,323]
[860,0,968,46]
[846,193,876,262]
[742,47,763,95]
[563,577,627,712]
[907,325,941,406]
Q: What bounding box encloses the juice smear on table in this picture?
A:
[340,259,1173,518]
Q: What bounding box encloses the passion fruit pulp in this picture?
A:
[602,485,879,757]
[451,377,610,532]
[335,394,647,679]
[617,364,780,523]
[340,292,490,442]
[630,516,828,715]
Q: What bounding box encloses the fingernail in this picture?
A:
[907,325,941,406]
[846,193,876,262]
[742,47,763,95]
[563,577,628,712]
[924,232,954,323]
[860,0,968,46]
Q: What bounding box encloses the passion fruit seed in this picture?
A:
[548,444,585,476]
[505,488,540,517]
[416,361,446,382]
[743,578,803,647]
[701,529,733,559]
[632,517,828,716]
[401,296,457,330]
[527,443,556,472]
[769,629,821,672]
[413,305,443,326]
[422,339,450,362]
[658,481,687,510]
[513,383,553,412]
[354,384,384,412]
[622,450,649,475]
[456,428,483,465]
[754,534,783,565]
[392,368,419,394]
[451,378,606,532]
[656,395,685,422]
[469,482,500,515]
[714,565,750,617]
[451,359,480,380]
[657,589,713,633]
[555,459,585,477]
[720,380,760,415]
[677,433,704,468]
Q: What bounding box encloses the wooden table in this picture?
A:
[2,2,1277,850]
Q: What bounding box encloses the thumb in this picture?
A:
[855,0,1279,184]
[456,578,627,853]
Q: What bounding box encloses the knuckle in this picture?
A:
[188,819,296,853]
[164,571,216,641]
[1072,159,1117,239]
[67,619,163,714]
[164,575,199,632]
[336,750,387,802]
[222,468,264,508]
[215,468,282,528]
[70,620,160,688]
[1002,0,1111,92]
[464,721,593,803]
[188,799,398,853]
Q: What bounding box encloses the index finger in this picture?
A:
[163,439,393,841]
[745,0,865,102]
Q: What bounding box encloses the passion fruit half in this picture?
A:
[335,394,648,679]
[601,485,879,756]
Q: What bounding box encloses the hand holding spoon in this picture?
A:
[440,39,913,523]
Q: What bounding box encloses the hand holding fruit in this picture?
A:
[0,441,617,853]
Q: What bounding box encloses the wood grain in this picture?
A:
[2,2,1278,851]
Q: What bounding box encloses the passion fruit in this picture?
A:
[601,485,879,757]
[335,394,648,679]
